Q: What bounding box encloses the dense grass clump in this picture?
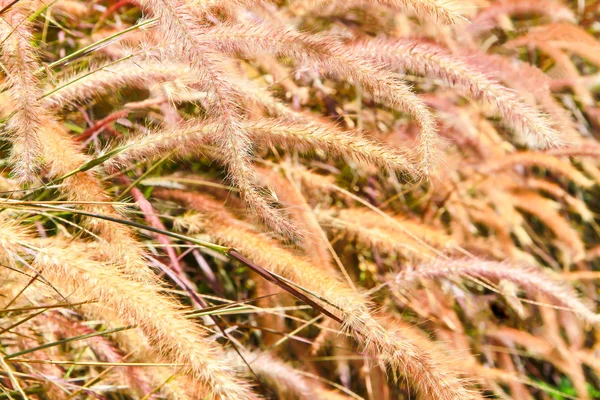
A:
[1,0,599,398]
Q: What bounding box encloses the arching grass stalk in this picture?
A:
[5,203,344,323]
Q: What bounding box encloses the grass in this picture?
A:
[0,0,599,399]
